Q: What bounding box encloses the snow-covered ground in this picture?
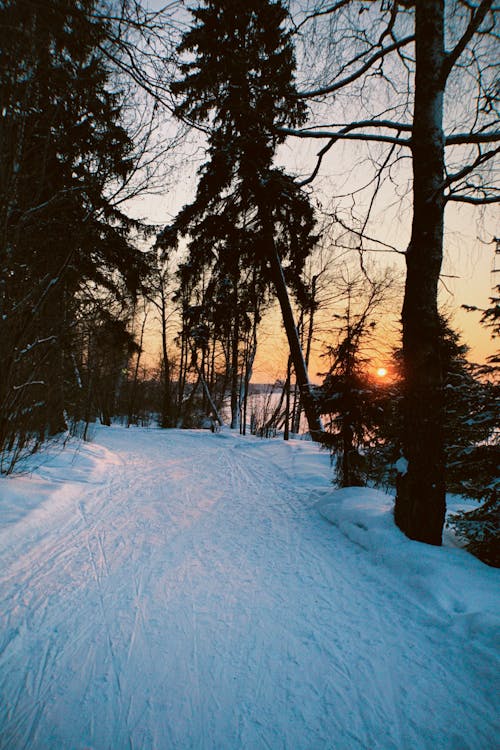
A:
[0,426,498,750]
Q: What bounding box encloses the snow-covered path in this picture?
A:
[0,427,498,750]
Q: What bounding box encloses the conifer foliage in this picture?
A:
[157,0,321,434]
[318,275,393,487]
[0,0,148,470]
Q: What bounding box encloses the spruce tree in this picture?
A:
[157,0,322,436]
[0,0,148,468]
[317,273,394,486]
[368,316,499,506]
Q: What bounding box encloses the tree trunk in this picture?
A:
[46,292,68,437]
[268,247,323,440]
[197,367,224,427]
[395,0,446,545]
[341,422,354,487]
[284,356,291,441]
[293,275,317,434]
[128,308,147,427]
[245,308,259,435]
[305,275,317,369]
[159,279,173,428]
[261,214,323,440]
[176,315,189,423]
[230,310,240,430]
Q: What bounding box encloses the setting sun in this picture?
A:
[376,367,388,378]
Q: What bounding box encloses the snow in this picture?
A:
[0,426,498,750]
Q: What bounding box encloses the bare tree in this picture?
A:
[283,0,499,543]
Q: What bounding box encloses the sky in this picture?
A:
[128,141,498,383]
[125,0,499,382]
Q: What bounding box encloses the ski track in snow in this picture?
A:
[0,426,498,750]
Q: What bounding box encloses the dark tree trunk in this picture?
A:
[160,283,173,428]
[230,310,240,430]
[256,191,323,441]
[241,314,258,436]
[291,310,304,435]
[176,316,189,423]
[293,274,317,434]
[305,275,317,369]
[341,422,354,487]
[46,294,68,437]
[192,354,223,427]
[47,383,68,436]
[267,245,323,440]
[395,0,446,545]
[127,309,147,428]
[284,356,291,441]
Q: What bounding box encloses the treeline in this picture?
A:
[0,0,152,470]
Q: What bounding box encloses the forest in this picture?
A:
[0,0,498,562]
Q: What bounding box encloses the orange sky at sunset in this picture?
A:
[131,135,498,385]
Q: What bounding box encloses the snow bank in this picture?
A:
[317,487,500,650]
[0,436,121,559]
[1,427,498,750]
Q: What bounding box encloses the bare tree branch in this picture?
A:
[297,35,415,98]
[281,126,410,146]
[284,118,413,134]
[446,131,500,144]
[297,137,336,187]
[282,125,499,148]
[446,193,500,204]
[443,145,500,189]
[331,214,406,256]
[442,0,495,81]
[293,0,354,32]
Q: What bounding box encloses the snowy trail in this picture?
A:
[0,426,498,750]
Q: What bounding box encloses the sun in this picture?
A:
[376,367,388,378]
